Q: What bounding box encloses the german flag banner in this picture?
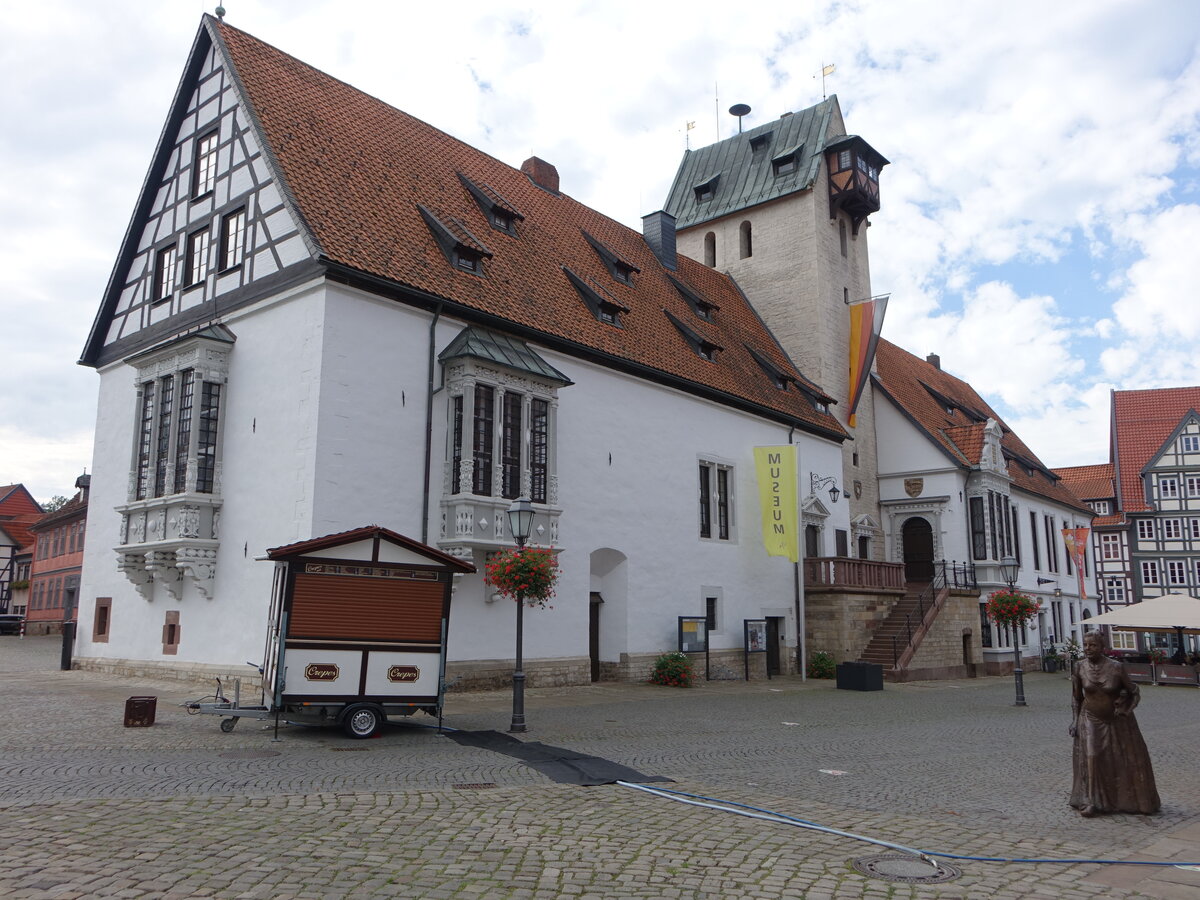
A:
[847,294,889,428]
[1061,527,1091,601]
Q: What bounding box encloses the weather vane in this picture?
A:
[818,63,836,100]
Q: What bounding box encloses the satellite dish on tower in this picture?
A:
[729,103,751,134]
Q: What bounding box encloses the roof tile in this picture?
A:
[874,340,1090,512]
[214,21,844,438]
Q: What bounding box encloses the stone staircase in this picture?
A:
[858,581,950,675]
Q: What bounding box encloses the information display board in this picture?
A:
[678,616,708,654]
[744,619,768,680]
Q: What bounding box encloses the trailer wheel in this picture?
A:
[220,717,239,733]
[342,704,383,739]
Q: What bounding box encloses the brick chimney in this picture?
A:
[641,210,677,270]
[521,156,559,194]
[926,353,941,370]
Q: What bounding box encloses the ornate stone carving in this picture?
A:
[455,508,474,537]
[117,552,154,600]
[131,515,146,544]
[175,546,217,599]
[177,505,201,539]
[145,550,183,600]
[211,508,220,540]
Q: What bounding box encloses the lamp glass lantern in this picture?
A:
[507,497,535,549]
[999,555,1019,587]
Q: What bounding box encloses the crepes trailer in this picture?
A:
[189,526,475,738]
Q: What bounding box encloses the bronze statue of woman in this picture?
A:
[1069,631,1160,816]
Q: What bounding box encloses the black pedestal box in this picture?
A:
[835,662,883,691]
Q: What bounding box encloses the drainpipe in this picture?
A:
[421,304,443,545]
[790,425,806,681]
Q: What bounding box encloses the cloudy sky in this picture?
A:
[3,0,1199,502]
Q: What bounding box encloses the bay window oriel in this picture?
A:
[116,325,232,601]
[438,327,570,558]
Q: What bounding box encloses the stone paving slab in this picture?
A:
[1,635,1198,898]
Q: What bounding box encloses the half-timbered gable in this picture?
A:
[83,31,314,368]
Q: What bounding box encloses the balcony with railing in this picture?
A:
[804,557,906,593]
[804,558,977,595]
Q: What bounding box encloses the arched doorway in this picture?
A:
[901,517,934,583]
[589,549,628,682]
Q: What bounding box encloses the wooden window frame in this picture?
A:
[192,130,219,199]
[219,208,247,271]
[153,244,177,305]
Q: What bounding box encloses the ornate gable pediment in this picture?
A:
[801,495,832,520]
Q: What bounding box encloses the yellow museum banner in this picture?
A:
[754,445,799,562]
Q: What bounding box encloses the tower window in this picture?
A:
[839,220,847,257]
[703,232,716,267]
[739,221,752,259]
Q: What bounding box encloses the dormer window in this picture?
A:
[749,133,772,155]
[668,275,718,322]
[746,346,793,391]
[457,173,524,237]
[454,248,483,273]
[665,310,722,362]
[772,144,802,177]
[491,208,515,232]
[692,173,720,203]
[581,231,640,287]
[563,267,629,326]
[418,204,493,277]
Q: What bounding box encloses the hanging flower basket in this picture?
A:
[985,589,1041,629]
[484,547,558,608]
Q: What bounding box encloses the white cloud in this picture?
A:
[2,0,1200,492]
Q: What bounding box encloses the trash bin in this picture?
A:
[835,662,883,691]
[124,696,157,727]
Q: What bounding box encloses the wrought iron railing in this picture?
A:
[889,560,975,667]
[935,560,977,590]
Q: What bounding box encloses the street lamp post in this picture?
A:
[506,497,536,733]
[1000,555,1026,707]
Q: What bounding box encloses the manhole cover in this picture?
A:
[851,853,960,884]
[218,750,281,760]
[452,783,498,790]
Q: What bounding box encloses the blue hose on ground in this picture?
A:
[617,781,1200,870]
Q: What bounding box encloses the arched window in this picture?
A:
[739,221,753,259]
[703,232,716,267]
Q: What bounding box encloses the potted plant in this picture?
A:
[1042,648,1060,673]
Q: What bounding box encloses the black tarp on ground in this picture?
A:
[446,730,672,786]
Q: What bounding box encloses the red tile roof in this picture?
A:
[1112,387,1200,512]
[1052,463,1114,502]
[873,340,1090,512]
[0,513,40,553]
[212,21,844,439]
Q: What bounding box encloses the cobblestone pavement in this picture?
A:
[1,635,1198,898]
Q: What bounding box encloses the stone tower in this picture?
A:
[663,96,888,558]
